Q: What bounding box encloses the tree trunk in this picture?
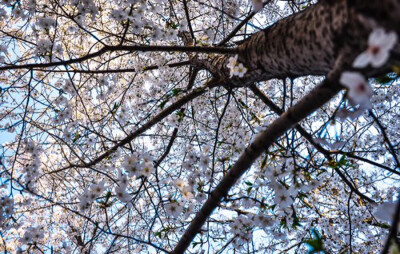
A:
[194,0,399,86]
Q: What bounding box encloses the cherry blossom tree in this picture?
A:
[0,0,399,253]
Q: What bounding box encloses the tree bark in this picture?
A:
[193,0,399,86]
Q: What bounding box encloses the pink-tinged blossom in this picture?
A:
[20,227,44,244]
[141,162,154,177]
[182,190,194,200]
[353,28,397,68]
[198,154,210,170]
[227,55,248,77]
[232,63,248,78]
[165,202,182,218]
[274,189,293,209]
[117,170,129,189]
[336,108,365,121]
[195,192,207,203]
[114,186,131,203]
[122,154,141,177]
[227,55,237,70]
[340,72,373,109]
[253,213,275,229]
[175,179,189,192]
[90,181,105,197]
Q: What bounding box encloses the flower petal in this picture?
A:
[369,28,385,45]
[353,52,372,68]
[381,31,398,51]
[340,72,365,89]
[371,51,390,68]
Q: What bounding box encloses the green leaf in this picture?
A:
[304,229,324,253]
[292,214,301,228]
[392,65,400,74]
[304,239,323,253]
[159,98,169,109]
[176,109,185,122]
[261,156,267,169]
[338,155,347,166]
[375,74,394,84]
[244,181,253,186]
[297,192,308,199]
[327,160,337,169]
[171,88,182,97]
[72,133,81,143]
[113,102,119,110]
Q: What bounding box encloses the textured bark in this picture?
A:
[193,0,399,87]
[349,0,400,34]
[238,1,348,76]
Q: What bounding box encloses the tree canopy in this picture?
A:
[0,0,399,253]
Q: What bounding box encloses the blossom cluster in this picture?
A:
[0,196,13,229]
[0,43,6,63]
[108,2,178,41]
[36,17,56,30]
[78,181,105,210]
[62,79,76,96]
[227,55,248,78]
[175,179,194,200]
[122,153,155,178]
[229,213,277,249]
[19,227,44,245]
[259,158,322,211]
[164,201,183,218]
[23,140,42,189]
[114,172,132,204]
[35,39,52,55]
[230,215,253,249]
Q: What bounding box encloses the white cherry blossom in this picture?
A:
[353,28,397,68]
[227,55,248,77]
[340,72,373,109]
[165,202,182,218]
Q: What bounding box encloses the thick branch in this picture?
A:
[195,0,398,86]
[0,45,236,71]
[32,60,190,73]
[250,85,376,204]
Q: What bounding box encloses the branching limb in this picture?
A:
[172,68,344,254]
